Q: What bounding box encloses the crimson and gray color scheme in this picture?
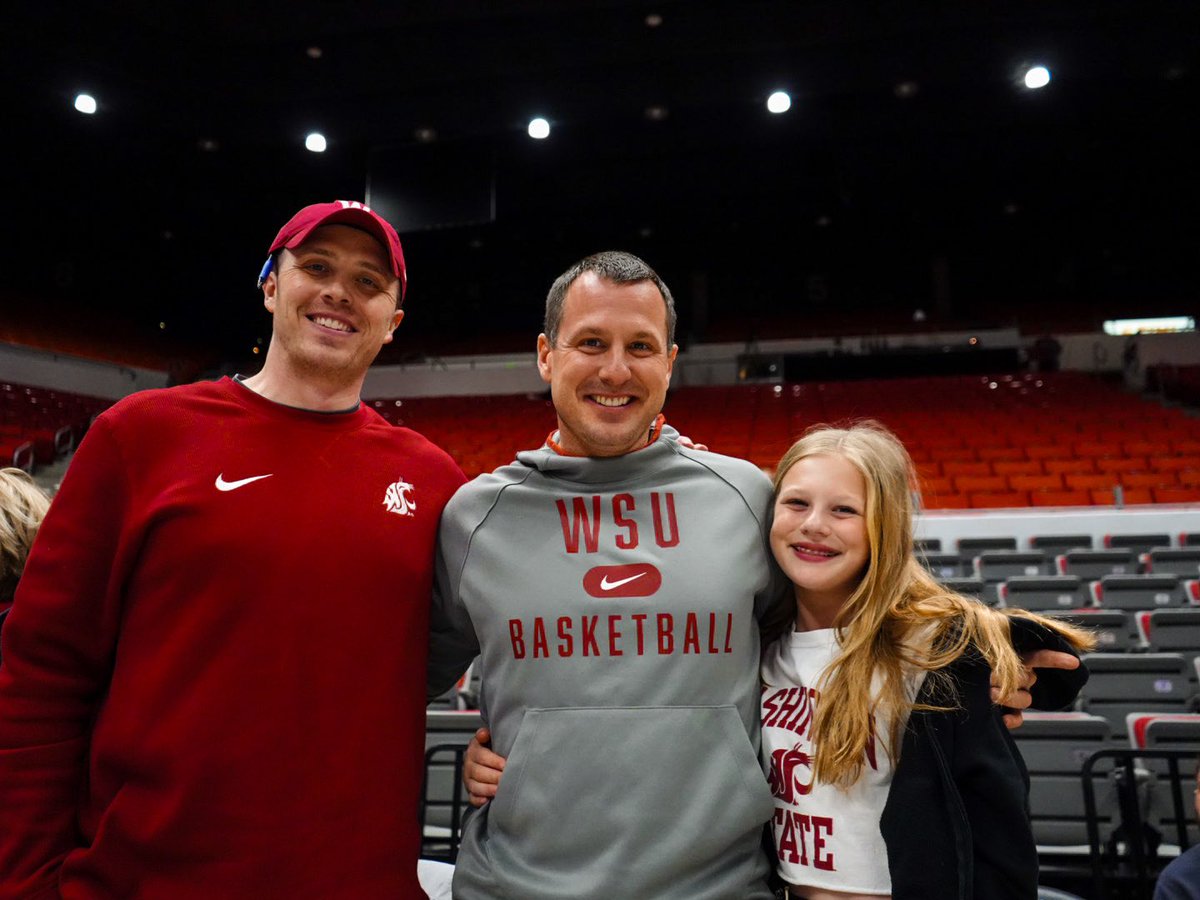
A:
[429,426,785,899]
[0,378,465,899]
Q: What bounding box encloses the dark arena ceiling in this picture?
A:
[3,1,1198,367]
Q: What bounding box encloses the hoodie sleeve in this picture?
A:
[426,488,482,701]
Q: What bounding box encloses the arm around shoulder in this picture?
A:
[426,488,482,701]
[1005,612,1090,710]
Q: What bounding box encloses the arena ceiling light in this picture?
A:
[305,132,327,153]
[74,93,97,114]
[1103,316,1195,335]
[527,117,550,139]
[766,90,792,114]
[1023,66,1051,89]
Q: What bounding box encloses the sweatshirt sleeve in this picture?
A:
[1152,849,1200,900]
[426,492,480,702]
[882,652,1040,900]
[0,420,130,897]
[943,652,1040,900]
[1007,614,1089,711]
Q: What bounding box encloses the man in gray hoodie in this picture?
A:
[429,250,778,898]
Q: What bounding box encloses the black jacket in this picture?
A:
[879,618,1088,900]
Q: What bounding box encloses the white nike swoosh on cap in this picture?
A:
[215,473,274,492]
[599,572,647,591]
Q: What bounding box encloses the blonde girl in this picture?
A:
[761,421,1093,900]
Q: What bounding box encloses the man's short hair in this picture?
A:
[543,251,676,347]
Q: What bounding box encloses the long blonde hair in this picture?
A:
[762,421,1094,787]
[0,468,51,604]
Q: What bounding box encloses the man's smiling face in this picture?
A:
[537,271,677,457]
[262,224,403,385]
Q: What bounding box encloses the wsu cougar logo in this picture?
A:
[768,743,815,803]
[382,477,416,517]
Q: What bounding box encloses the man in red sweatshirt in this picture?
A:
[0,201,465,898]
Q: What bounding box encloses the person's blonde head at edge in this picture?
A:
[762,420,1095,788]
[0,468,51,607]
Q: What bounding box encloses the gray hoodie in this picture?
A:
[429,427,782,899]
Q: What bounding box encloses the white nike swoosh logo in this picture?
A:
[215,473,274,492]
[599,572,647,591]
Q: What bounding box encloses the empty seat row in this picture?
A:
[921,461,1200,484]
[922,475,1200,500]
[922,487,1200,509]
[1076,655,1200,749]
[1015,710,1200,851]
[919,533,1200,556]
[943,572,1199,612]
[1052,609,1200,655]
[921,547,1200,582]
[1000,575,1198,611]
[1,382,109,470]
[912,443,1200,464]
[363,373,1200,492]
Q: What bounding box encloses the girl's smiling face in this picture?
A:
[771,453,870,623]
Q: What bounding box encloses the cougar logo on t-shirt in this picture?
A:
[382,476,416,517]
[769,743,815,802]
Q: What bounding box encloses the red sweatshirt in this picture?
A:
[0,378,465,899]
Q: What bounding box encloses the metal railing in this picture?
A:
[1082,748,1196,899]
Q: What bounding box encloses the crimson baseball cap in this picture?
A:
[258,200,407,300]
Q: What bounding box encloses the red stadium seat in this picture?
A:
[1026,445,1070,460]
[1153,487,1200,504]
[970,491,1030,509]
[1121,472,1176,490]
[921,492,970,510]
[1091,488,1152,505]
[914,461,942,479]
[930,447,979,462]
[1066,473,1117,491]
[976,446,1026,461]
[919,476,955,495]
[1096,457,1148,474]
[943,461,991,478]
[1122,440,1160,457]
[955,475,1008,493]
[1044,459,1096,475]
[1008,474,1063,492]
[993,460,1044,476]
[1075,441,1123,457]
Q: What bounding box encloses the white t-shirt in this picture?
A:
[760,628,926,896]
